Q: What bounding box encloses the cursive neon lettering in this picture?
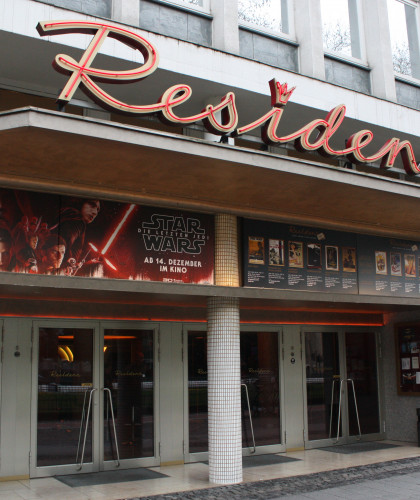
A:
[37,20,420,175]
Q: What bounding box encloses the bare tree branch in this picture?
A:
[392,43,411,75]
[238,0,282,31]
[323,23,351,54]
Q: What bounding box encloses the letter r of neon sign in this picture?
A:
[36,21,159,105]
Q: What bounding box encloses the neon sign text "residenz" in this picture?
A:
[36,20,420,176]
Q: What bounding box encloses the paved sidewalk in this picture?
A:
[129,456,420,500]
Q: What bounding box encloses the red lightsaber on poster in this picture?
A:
[77,203,136,273]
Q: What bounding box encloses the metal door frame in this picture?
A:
[30,319,160,478]
[302,325,383,449]
[183,323,285,463]
[99,320,160,471]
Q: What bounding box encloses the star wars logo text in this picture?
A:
[139,214,206,254]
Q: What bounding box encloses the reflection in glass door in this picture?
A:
[37,327,94,467]
[305,332,340,441]
[345,332,380,436]
[188,330,281,454]
[241,332,280,448]
[305,330,380,446]
[188,332,208,453]
[103,329,154,462]
[34,324,155,475]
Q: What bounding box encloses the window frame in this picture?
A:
[156,0,210,15]
[388,0,420,79]
[321,0,367,65]
[237,0,295,40]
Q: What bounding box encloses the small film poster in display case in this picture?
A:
[395,323,420,395]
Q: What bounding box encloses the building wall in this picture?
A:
[0,318,32,478]
[382,311,420,443]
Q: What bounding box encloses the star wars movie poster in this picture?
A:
[0,187,214,284]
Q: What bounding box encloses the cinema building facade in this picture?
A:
[1,0,420,485]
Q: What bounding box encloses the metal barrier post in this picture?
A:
[77,388,96,470]
[103,388,120,467]
[241,383,256,453]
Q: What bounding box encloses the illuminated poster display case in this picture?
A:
[395,324,420,396]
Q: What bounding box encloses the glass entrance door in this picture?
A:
[32,322,157,477]
[187,328,283,459]
[304,329,380,447]
[102,328,155,466]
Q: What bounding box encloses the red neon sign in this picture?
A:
[36,20,420,176]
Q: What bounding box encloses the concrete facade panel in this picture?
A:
[382,312,420,443]
[140,0,210,47]
[187,14,211,47]
[34,0,111,17]
[159,5,188,41]
[396,80,420,111]
[238,29,254,59]
[239,30,298,72]
[324,57,371,94]
[139,0,161,32]
[252,34,279,67]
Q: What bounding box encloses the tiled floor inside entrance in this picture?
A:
[1,441,419,500]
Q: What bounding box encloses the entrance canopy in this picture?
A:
[1,108,420,239]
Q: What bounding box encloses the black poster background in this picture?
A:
[357,235,420,297]
[243,219,358,294]
[243,218,420,297]
[0,187,214,284]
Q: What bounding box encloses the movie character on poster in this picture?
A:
[54,198,101,274]
[288,241,303,268]
[38,235,67,275]
[325,245,339,271]
[307,243,321,269]
[248,237,265,265]
[375,251,387,275]
[343,247,356,272]
[269,239,284,266]
[391,252,402,276]
[405,254,416,277]
[0,227,14,272]
[0,187,215,284]
[16,232,39,273]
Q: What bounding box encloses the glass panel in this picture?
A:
[188,330,281,452]
[387,0,414,76]
[37,328,94,467]
[241,332,280,446]
[188,332,208,453]
[345,332,380,435]
[305,332,341,441]
[321,0,352,57]
[238,0,286,34]
[177,0,204,5]
[165,0,206,9]
[103,330,154,460]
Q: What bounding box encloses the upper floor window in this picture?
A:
[387,0,420,78]
[238,0,291,36]
[162,0,210,13]
[321,0,363,61]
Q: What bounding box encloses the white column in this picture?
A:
[210,0,240,54]
[293,0,325,79]
[207,296,242,484]
[362,0,397,100]
[207,213,241,484]
[214,214,239,287]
